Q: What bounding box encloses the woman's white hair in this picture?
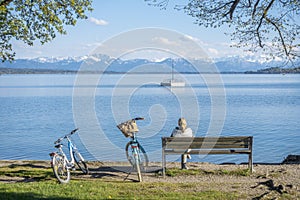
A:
[178,117,187,131]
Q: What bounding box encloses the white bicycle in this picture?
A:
[49,128,88,183]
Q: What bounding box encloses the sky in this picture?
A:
[10,0,278,60]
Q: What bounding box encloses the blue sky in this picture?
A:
[12,1,255,59]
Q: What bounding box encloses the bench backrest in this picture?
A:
[162,136,253,150]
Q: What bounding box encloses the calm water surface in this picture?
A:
[0,74,299,163]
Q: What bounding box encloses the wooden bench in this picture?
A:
[162,136,253,177]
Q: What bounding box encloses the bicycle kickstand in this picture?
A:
[123,166,134,181]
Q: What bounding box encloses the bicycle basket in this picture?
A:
[117,119,139,138]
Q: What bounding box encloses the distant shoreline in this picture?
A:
[1,68,299,75]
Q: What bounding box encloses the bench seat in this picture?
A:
[162,136,253,177]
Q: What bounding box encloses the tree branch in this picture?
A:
[266,17,289,57]
[264,0,275,16]
[0,0,13,7]
[252,0,260,18]
[221,1,239,19]
[214,1,234,14]
[255,0,275,48]
[163,0,300,60]
[229,0,240,19]
[146,0,169,9]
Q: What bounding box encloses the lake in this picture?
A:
[0,73,299,164]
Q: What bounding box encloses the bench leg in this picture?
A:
[249,153,253,173]
[162,150,166,178]
[249,137,253,173]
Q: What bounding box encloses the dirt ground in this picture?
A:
[0,160,299,199]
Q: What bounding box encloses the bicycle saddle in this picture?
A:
[55,144,63,148]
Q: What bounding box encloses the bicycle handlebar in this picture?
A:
[70,128,79,135]
[54,128,79,144]
[134,117,145,121]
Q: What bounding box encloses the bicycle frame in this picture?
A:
[67,136,85,162]
[51,142,74,170]
[130,133,141,162]
[67,137,75,165]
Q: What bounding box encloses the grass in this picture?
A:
[2,161,297,199]
[165,168,251,177]
[0,164,53,181]
[0,181,240,200]
[0,163,242,200]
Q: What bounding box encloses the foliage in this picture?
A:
[147,0,300,61]
[0,0,93,62]
[246,66,300,74]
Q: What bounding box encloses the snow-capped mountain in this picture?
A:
[0,54,298,73]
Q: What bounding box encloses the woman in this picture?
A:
[171,118,193,169]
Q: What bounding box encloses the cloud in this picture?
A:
[181,34,199,43]
[89,17,108,26]
[152,37,179,46]
[207,48,219,56]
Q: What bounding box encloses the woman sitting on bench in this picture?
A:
[171,117,193,169]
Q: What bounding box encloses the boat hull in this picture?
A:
[160,80,185,87]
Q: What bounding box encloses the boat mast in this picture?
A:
[171,60,174,81]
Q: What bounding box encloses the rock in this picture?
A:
[282,155,300,164]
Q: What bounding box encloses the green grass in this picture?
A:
[0,164,242,199]
[165,168,251,177]
[0,181,240,200]
[0,165,53,181]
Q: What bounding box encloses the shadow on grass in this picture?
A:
[8,163,49,169]
[0,191,72,200]
[87,165,161,182]
[0,162,51,182]
[88,166,140,182]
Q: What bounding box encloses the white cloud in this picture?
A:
[152,37,179,46]
[207,48,219,56]
[89,17,108,26]
[181,34,200,43]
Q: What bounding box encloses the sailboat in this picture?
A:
[160,61,185,87]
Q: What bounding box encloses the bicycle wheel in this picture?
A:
[51,154,70,184]
[125,141,149,169]
[73,152,89,175]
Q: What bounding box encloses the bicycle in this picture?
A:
[117,117,149,182]
[49,128,89,184]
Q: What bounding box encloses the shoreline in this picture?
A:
[1,153,299,167]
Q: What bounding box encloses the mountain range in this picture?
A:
[0,54,298,73]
